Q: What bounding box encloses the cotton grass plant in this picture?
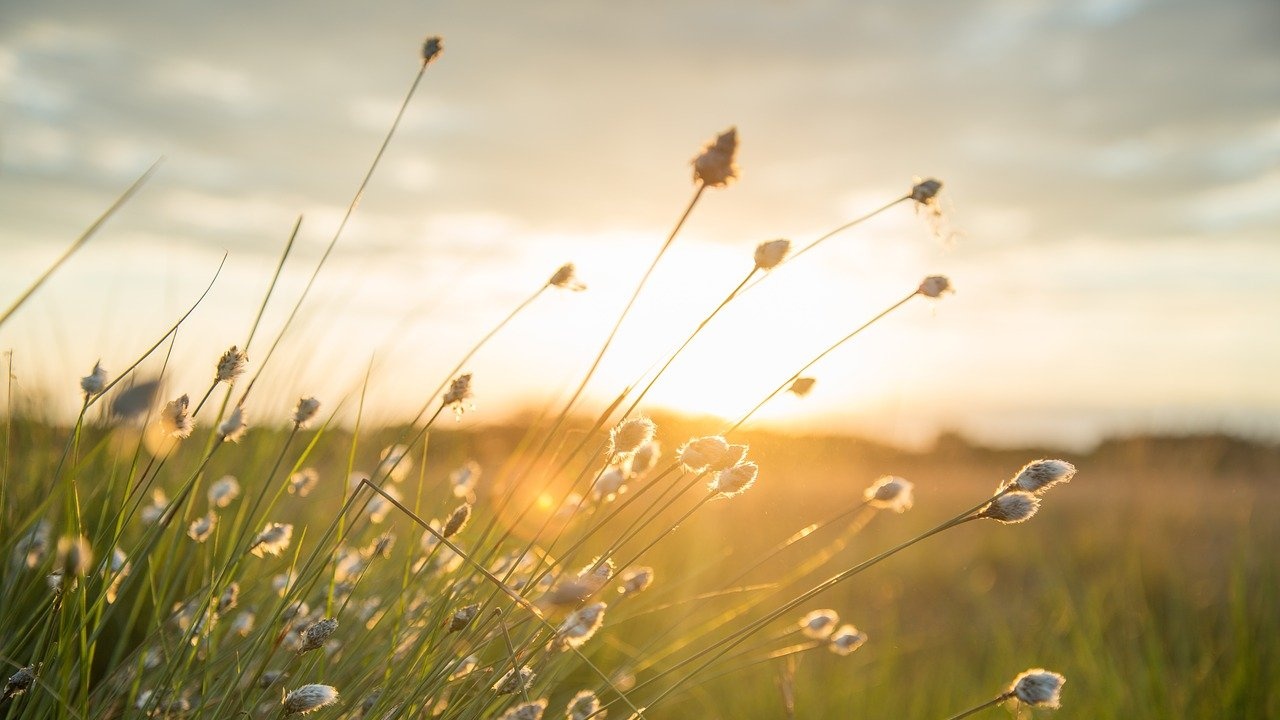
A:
[0,34,1081,720]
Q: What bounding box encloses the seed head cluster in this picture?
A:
[218,406,248,442]
[864,476,914,513]
[282,684,339,715]
[161,394,194,438]
[753,238,791,270]
[549,263,587,291]
[610,417,656,455]
[293,396,321,427]
[298,618,338,653]
[215,345,248,384]
[498,699,548,720]
[1010,668,1065,708]
[493,665,536,695]
[80,360,107,397]
[799,609,839,639]
[692,127,739,187]
[981,491,1041,524]
[1009,459,1076,494]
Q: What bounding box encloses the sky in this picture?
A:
[1,0,1277,449]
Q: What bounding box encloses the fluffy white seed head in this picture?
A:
[692,127,739,187]
[630,440,661,477]
[447,603,480,632]
[57,535,92,578]
[160,394,195,438]
[231,611,255,637]
[289,468,319,496]
[618,566,654,596]
[828,624,868,655]
[592,466,627,502]
[863,476,914,513]
[299,618,338,653]
[679,436,746,472]
[712,462,758,497]
[292,397,321,427]
[218,406,247,442]
[799,609,840,639]
[187,514,216,543]
[442,373,473,414]
[611,417,656,455]
[549,263,587,291]
[499,699,548,720]
[910,178,943,204]
[14,520,51,569]
[364,485,400,524]
[376,444,413,483]
[555,602,607,649]
[105,547,130,603]
[3,665,37,700]
[215,346,248,384]
[282,684,339,715]
[1010,668,1065,708]
[451,460,480,498]
[753,239,791,270]
[492,665,535,695]
[249,523,293,557]
[918,275,953,298]
[218,582,239,613]
[140,488,168,525]
[1010,459,1076,494]
[442,503,472,539]
[787,377,816,397]
[209,475,240,507]
[566,690,602,720]
[981,492,1040,524]
[541,559,613,610]
[422,36,443,64]
[80,361,107,396]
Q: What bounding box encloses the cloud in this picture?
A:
[148,58,260,109]
[1,0,1277,440]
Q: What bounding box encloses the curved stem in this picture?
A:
[0,160,162,329]
[737,194,909,296]
[235,60,432,408]
[724,289,919,434]
[537,183,707,447]
[618,498,995,714]
[621,266,757,420]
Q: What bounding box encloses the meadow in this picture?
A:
[2,35,1277,720]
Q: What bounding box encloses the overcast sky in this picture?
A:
[1,0,1277,448]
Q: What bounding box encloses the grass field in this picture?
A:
[2,35,1276,719]
[2,407,1274,718]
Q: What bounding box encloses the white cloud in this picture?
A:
[148,58,260,109]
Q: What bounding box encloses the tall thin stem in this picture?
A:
[736,194,909,296]
[724,289,920,434]
[941,692,1015,720]
[538,183,706,444]
[0,160,162,329]
[620,266,757,420]
[615,496,998,714]
[235,59,433,408]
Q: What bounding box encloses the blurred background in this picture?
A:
[2,0,1277,449]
